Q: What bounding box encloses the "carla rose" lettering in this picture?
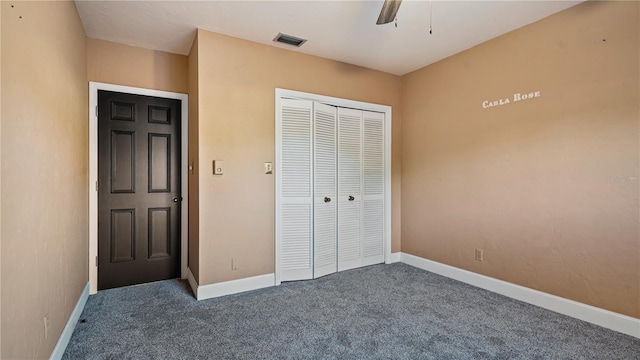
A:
[482,90,541,109]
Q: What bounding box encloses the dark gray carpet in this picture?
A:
[63,263,639,359]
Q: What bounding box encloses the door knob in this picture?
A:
[324,197,331,203]
[348,195,355,201]
[173,197,180,203]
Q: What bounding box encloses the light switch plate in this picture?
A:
[265,162,273,174]
[213,160,224,175]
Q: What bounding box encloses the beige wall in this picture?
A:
[187,34,200,282]
[87,38,188,94]
[194,29,402,285]
[1,1,88,358]
[87,37,191,283]
[401,1,639,318]
[0,2,3,354]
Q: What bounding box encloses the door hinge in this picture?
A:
[95,105,98,118]
[95,181,98,192]
[95,256,99,267]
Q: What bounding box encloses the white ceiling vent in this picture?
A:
[273,33,307,47]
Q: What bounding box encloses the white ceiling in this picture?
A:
[75,1,582,76]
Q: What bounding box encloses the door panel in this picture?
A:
[148,133,171,192]
[98,90,181,290]
[110,131,135,193]
[338,198,362,271]
[313,102,337,278]
[363,199,384,264]
[337,108,363,271]
[362,111,385,266]
[148,207,171,259]
[279,99,314,281]
[110,209,135,262]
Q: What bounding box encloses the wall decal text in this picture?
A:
[482,90,541,109]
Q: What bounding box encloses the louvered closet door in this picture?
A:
[337,108,363,272]
[279,99,313,281]
[362,111,385,266]
[313,102,338,278]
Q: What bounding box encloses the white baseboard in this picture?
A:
[388,252,401,263]
[187,267,199,299]
[400,252,640,339]
[193,273,275,301]
[50,282,90,360]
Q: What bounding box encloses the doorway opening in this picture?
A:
[89,82,189,293]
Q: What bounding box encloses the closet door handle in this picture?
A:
[348,195,355,201]
[324,197,331,203]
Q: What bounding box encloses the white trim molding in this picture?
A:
[400,252,640,339]
[50,282,90,360]
[192,273,275,301]
[187,267,199,299]
[88,82,189,294]
[388,252,401,264]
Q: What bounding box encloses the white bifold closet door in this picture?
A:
[362,111,385,266]
[337,108,363,271]
[278,98,384,282]
[313,102,338,278]
[337,109,385,270]
[279,99,314,281]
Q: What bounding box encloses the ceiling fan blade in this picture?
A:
[376,0,402,25]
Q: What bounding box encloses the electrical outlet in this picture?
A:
[475,249,484,261]
[44,316,50,339]
[231,258,239,271]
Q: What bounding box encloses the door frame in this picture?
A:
[274,88,392,285]
[89,82,189,294]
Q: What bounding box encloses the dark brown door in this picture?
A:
[98,90,181,290]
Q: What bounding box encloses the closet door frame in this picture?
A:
[275,88,392,285]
